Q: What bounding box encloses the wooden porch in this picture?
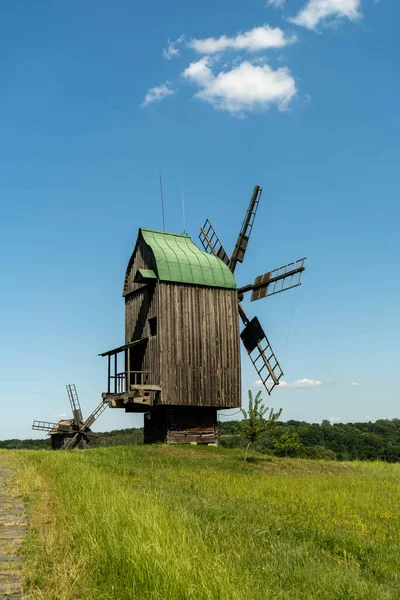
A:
[99,339,161,410]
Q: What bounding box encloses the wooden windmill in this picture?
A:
[32,384,107,450]
[100,185,305,444]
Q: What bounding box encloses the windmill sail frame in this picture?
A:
[32,385,108,450]
[199,185,305,397]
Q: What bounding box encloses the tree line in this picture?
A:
[1,417,400,461]
[219,417,400,462]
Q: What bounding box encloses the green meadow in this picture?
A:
[7,446,400,600]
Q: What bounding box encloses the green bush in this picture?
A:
[304,445,337,460]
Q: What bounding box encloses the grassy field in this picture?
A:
[6,446,400,600]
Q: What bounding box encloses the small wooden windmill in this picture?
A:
[100,185,305,444]
[32,384,107,450]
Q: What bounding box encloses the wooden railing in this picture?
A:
[100,339,150,396]
[109,370,150,394]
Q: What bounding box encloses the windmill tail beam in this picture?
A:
[62,432,80,450]
[85,431,101,439]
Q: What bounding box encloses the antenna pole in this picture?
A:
[159,170,166,231]
[181,182,186,234]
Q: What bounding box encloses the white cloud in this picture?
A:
[55,412,68,418]
[289,0,361,30]
[350,381,360,386]
[141,82,175,107]
[280,378,323,388]
[189,25,296,54]
[183,57,212,86]
[254,378,323,388]
[183,57,296,114]
[328,416,341,423]
[163,36,185,60]
[267,0,286,7]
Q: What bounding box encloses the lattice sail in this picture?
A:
[251,258,306,301]
[84,401,107,429]
[32,420,71,433]
[240,316,283,395]
[199,220,230,265]
[32,420,58,432]
[66,384,83,425]
[229,186,262,272]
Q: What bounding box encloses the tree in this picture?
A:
[239,390,282,461]
[273,431,303,457]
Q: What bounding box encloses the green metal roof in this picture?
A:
[140,228,236,289]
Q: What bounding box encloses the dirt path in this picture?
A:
[0,459,26,599]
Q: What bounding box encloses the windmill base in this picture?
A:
[50,434,89,451]
[143,406,218,445]
[51,434,67,450]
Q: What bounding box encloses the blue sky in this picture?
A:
[1,0,399,439]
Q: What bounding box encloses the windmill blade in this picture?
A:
[85,431,114,443]
[239,258,306,301]
[63,432,79,450]
[66,384,83,426]
[229,185,262,273]
[83,401,107,429]
[85,431,101,439]
[251,258,306,301]
[32,420,58,432]
[239,305,283,395]
[199,219,230,265]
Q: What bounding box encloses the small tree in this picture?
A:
[273,431,303,457]
[239,390,282,461]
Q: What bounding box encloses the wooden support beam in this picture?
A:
[130,384,162,392]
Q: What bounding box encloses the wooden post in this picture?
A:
[114,353,117,394]
[127,348,130,393]
[107,355,110,394]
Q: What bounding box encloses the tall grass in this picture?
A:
[8,446,400,600]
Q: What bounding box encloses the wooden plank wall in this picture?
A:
[124,237,160,390]
[123,235,241,409]
[159,283,241,408]
[123,236,155,297]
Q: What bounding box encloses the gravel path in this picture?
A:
[0,460,26,599]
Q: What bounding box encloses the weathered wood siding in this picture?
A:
[124,237,160,391]
[158,283,241,408]
[123,236,156,296]
[123,236,241,409]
